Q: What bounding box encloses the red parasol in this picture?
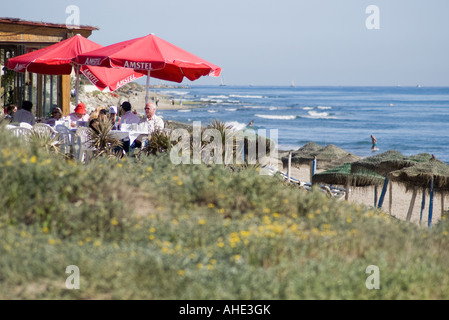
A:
[6,34,143,104]
[74,33,222,103]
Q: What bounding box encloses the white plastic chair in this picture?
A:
[55,124,76,157]
[33,123,57,138]
[9,127,32,142]
[19,122,33,129]
[76,126,95,162]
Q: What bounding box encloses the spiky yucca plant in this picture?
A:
[140,129,175,156]
[88,118,123,159]
[202,119,241,165]
[29,130,61,155]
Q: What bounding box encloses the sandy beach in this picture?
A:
[277,159,447,227]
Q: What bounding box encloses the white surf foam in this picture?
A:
[255,114,297,120]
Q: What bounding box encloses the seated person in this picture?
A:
[12,100,35,125]
[64,102,89,127]
[109,106,120,130]
[4,104,17,123]
[45,107,63,126]
[132,102,165,149]
[117,101,140,129]
[88,118,100,135]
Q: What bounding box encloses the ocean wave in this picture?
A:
[161,90,189,95]
[225,108,237,111]
[178,109,191,112]
[226,121,247,131]
[255,114,297,120]
[302,107,314,110]
[207,95,229,99]
[302,111,336,119]
[240,105,270,109]
[200,98,223,103]
[317,106,332,110]
[207,110,218,113]
[230,94,265,99]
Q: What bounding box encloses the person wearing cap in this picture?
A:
[64,102,90,127]
[109,106,120,130]
[117,101,140,129]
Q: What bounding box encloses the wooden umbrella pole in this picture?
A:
[373,187,376,207]
[406,187,417,222]
[287,151,292,183]
[389,182,393,214]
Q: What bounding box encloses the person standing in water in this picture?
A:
[371,135,378,151]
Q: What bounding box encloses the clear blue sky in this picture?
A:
[2,0,449,86]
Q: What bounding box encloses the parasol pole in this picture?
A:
[75,64,80,106]
[419,187,426,225]
[145,70,151,105]
[428,176,434,229]
[406,187,417,221]
[377,176,389,208]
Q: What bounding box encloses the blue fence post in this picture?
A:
[419,188,426,225]
[312,156,317,176]
[428,177,434,229]
[377,177,389,208]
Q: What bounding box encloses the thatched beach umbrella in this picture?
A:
[282,142,360,173]
[351,150,407,176]
[349,150,432,211]
[350,151,436,216]
[388,157,449,227]
[312,162,384,201]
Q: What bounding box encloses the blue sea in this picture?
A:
[152,85,449,164]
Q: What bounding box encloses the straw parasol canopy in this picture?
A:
[312,162,385,187]
[388,157,449,192]
[350,150,406,175]
[282,142,360,170]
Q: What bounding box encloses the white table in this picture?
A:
[110,130,149,146]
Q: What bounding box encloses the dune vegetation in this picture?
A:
[1,121,449,300]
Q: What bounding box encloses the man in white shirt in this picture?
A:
[118,101,140,128]
[139,102,165,133]
[12,100,35,125]
[132,102,165,149]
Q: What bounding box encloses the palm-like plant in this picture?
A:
[88,118,123,159]
[29,130,61,155]
[140,129,175,156]
[202,119,241,165]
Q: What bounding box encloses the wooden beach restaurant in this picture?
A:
[0,17,98,117]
